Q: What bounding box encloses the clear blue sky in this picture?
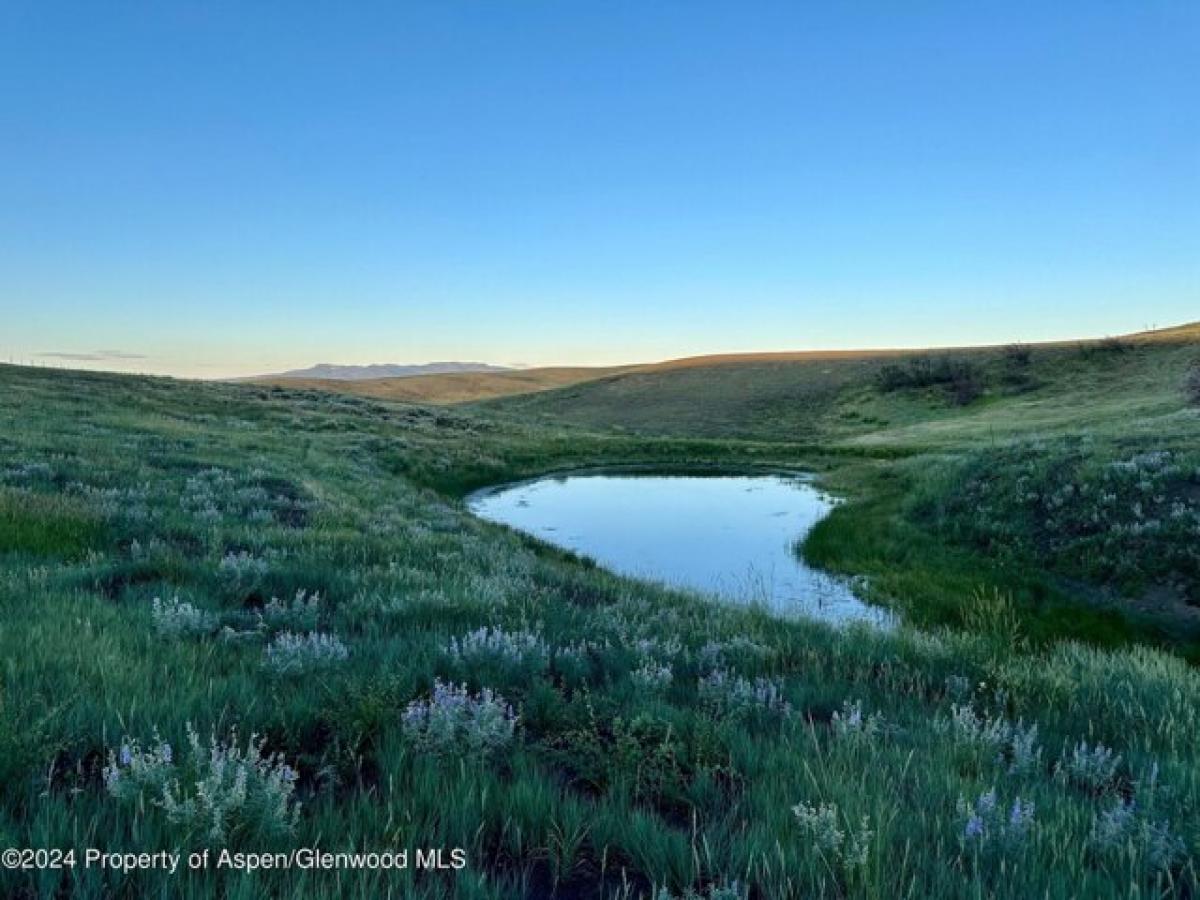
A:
[2,2,1197,377]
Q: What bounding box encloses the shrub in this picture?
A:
[445,626,548,669]
[151,596,216,638]
[105,725,299,844]
[1185,361,1200,405]
[263,631,349,675]
[103,733,174,799]
[631,660,674,692]
[161,727,299,842]
[698,670,790,718]
[792,800,872,869]
[935,702,1042,774]
[218,550,270,591]
[958,789,1035,854]
[830,699,884,742]
[911,441,1200,597]
[1091,797,1186,873]
[259,590,322,632]
[1055,740,1121,793]
[1002,344,1032,367]
[1079,336,1132,357]
[875,355,984,405]
[401,680,517,758]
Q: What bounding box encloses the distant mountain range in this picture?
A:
[258,362,512,381]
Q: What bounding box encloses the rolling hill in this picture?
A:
[253,361,510,380]
[252,365,638,404]
[478,323,1200,445]
[248,324,1200,429]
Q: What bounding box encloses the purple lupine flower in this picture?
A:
[119,744,133,767]
[160,743,173,764]
[964,815,985,839]
[1008,797,1035,831]
[976,789,997,815]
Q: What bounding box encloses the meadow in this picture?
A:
[1,328,1198,898]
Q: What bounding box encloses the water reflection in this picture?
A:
[469,472,890,627]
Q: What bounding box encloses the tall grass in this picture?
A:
[0,363,1196,897]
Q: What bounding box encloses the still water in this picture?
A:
[469,472,889,626]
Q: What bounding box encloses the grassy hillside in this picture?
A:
[0,347,1198,898]
[252,365,636,405]
[478,330,1200,649]
[482,327,1200,445]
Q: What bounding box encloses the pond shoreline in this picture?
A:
[467,469,890,627]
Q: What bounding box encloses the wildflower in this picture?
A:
[792,800,871,869]
[964,815,984,839]
[956,788,1035,853]
[631,660,674,692]
[655,883,746,900]
[258,590,322,632]
[150,596,216,638]
[401,680,517,758]
[1091,797,1186,873]
[698,670,790,717]
[1055,740,1121,793]
[1008,797,1035,836]
[159,725,300,842]
[831,699,884,742]
[445,626,548,668]
[263,631,349,675]
[936,703,1042,774]
[1006,721,1042,774]
[218,550,270,588]
[103,732,176,801]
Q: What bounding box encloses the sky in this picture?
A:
[1,2,1197,378]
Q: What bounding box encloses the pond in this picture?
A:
[468,472,890,626]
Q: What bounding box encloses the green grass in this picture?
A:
[0,347,1198,898]
[480,331,1200,651]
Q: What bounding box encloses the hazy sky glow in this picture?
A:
[2,2,1197,377]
